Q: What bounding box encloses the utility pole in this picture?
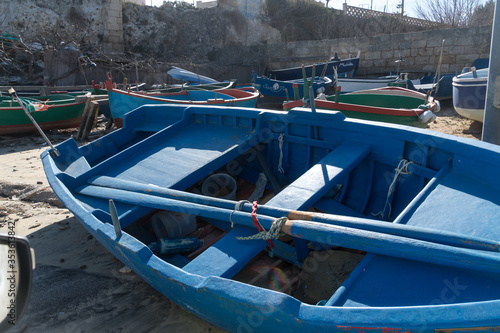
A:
[482,0,500,145]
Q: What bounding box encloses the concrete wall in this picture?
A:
[266,25,492,77]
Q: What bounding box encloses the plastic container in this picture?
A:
[151,211,197,239]
[418,110,436,123]
[149,237,202,255]
[201,173,237,200]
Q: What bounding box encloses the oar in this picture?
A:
[432,39,445,100]
[8,88,60,157]
[76,184,500,274]
[88,175,500,253]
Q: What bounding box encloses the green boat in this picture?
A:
[284,86,440,128]
[0,94,87,135]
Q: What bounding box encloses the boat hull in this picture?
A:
[42,104,500,332]
[252,73,333,107]
[284,86,437,128]
[0,95,86,135]
[268,56,360,81]
[452,69,488,122]
[108,87,259,127]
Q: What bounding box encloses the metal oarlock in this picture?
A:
[8,87,61,157]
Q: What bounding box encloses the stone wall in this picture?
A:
[0,1,493,85]
[266,25,492,77]
[103,0,125,53]
[0,0,124,54]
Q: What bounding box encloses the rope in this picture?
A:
[18,97,49,113]
[373,159,413,220]
[251,201,266,233]
[236,202,288,257]
[236,217,288,242]
[229,200,251,228]
[278,133,285,174]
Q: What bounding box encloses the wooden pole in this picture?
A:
[87,175,500,252]
[76,183,500,274]
[482,0,500,145]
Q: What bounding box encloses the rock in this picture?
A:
[119,266,132,274]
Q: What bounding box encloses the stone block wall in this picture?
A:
[103,0,125,53]
[266,25,492,77]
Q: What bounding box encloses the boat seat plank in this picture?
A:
[313,198,370,219]
[183,226,268,278]
[183,141,371,278]
[266,141,371,210]
[328,169,500,308]
[102,122,259,190]
[398,170,500,240]
[266,141,371,260]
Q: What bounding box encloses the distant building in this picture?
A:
[125,0,146,5]
[217,0,265,17]
[197,1,217,8]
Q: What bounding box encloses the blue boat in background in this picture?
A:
[42,102,500,332]
[252,71,333,107]
[452,67,488,122]
[407,73,455,100]
[267,53,360,81]
[253,53,359,107]
[167,66,220,85]
[106,76,259,127]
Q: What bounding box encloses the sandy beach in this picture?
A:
[0,101,480,332]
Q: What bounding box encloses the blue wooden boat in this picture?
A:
[42,103,500,332]
[167,66,219,84]
[452,67,488,122]
[106,77,259,127]
[267,54,360,81]
[252,71,333,107]
[406,74,455,100]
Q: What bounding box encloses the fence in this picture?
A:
[342,4,443,29]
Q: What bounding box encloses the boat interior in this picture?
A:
[49,104,500,307]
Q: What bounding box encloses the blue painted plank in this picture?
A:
[266,141,371,210]
[182,226,268,278]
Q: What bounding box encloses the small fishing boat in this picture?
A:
[106,76,259,127]
[42,102,500,332]
[167,66,220,85]
[407,74,455,100]
[336,75,399,94]
[0,93,87,135]
[284,86,439,128]
[150,80,238,93]
[452,67,488,122]
[252,71,333,107]
[267,53,360,81]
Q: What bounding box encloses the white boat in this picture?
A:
[337,76,399,93]
[452,68,488,122]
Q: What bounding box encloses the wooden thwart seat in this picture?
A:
[266,141,371,210]
[183,141,371,278]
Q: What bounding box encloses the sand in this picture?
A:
[0,122,223,332]
[0,100,480,332]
